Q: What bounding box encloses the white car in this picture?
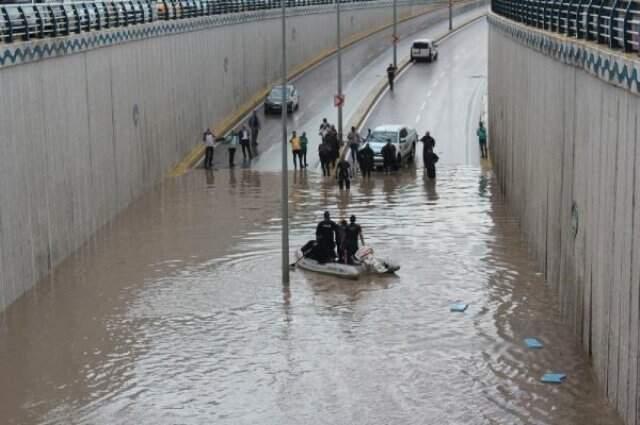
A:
[363,125,418,169]
[410,39,438,62]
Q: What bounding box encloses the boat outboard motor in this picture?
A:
[354,246,389,273]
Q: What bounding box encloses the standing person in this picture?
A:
[249,110,261,152]
[344,215,365,264]
[319,142,331,176]
[240,125,252,160]
[424,147,439,179]
[203,128,215,170]
[421,131,435,151]
[316,211,339,263]
[360,143,374,179]
[381,140,397,173]
[319,118,330,141]
[336,158,352,190]
[421,131,435,165]
[347,126,362,165]
[227,130,239,167]
[289,131,302,169]
[477,121,488,159]
[327,126,340,168]
[386,63,397,92]
[300,132,309,168]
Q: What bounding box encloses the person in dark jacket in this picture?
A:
[344,215,365,264]
[316,211,339,263]
[319,142,332,176]
[421,131,435,151]
[359,143,374,179]
[387,63,397,92]
[336,158,351,190]
[424,147,439,179]
[248,110,261,153]
[381,140,397,173]
[326,126,340,168]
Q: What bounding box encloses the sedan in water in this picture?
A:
[363,125,417,169]
[264,84,299,114]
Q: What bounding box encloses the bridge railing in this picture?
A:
[492,0,640,53]
[0,0,404,43]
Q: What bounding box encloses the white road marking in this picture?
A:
[415,114,421,123]
[432,80,439,88]
[426,90,432,97]
[420,101,427,111]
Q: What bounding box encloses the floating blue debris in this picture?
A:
[524,337,544,349]
[541,373,566,384]
[450,302,468,312]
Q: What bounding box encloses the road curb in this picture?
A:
[336,13,488,168]
[169,0,477,177]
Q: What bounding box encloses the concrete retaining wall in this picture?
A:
[488,14,640,425]
[0,1,482,312]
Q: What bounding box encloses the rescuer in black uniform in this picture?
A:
[315,211,339,263]
[344,215,365,264]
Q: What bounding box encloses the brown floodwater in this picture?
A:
[0,165,623,425]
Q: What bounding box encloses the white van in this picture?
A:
[410,39,438,62]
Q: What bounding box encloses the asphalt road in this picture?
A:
[363,17,488,167]
[204,4,488,172]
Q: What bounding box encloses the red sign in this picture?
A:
[334,94,345,108]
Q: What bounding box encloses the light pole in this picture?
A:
[393,0,397,68]
[281,0,290,284]
[448,0,452,30]
[336,0,343,143]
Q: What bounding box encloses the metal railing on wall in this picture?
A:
[0,0,406,43]
[492,0,640,53]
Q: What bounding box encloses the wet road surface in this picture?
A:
[364,17,488,166]
[0,14,625,425]
[202,4,488,172]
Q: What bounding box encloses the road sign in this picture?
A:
[334,94,345,108]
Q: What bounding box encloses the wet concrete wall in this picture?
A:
[488,14,640,425]
[0,1,485,312]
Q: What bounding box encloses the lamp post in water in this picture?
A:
[393,0,397,68]
[448,0,452,30]
[336,0,344,142]
[281,0,290,284]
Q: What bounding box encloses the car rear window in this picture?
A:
[413,42,431,49]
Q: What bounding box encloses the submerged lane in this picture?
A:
[0,16,624,425]
[0,168,623,424]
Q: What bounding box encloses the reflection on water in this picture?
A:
[0,167,622,425]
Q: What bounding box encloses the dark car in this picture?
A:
[264,84,299,114]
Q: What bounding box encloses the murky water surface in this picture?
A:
[0,166,622,424]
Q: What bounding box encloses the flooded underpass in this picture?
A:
[0,166,623,425]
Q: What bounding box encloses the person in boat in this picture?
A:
[344,215,365,264]
[315,211,340,263]
[336,219,348,264]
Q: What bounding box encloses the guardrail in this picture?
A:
[492,0,640,53]
[0,0,389,43]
